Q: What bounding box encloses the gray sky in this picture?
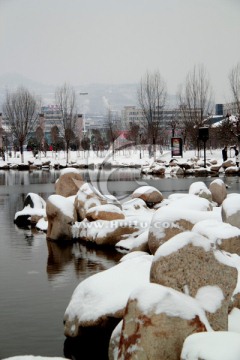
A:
[0,0,240,103]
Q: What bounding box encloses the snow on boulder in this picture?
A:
[169,165,184,176]
[225,166,239,174]
[181,331,240,360]
[122,198,148,213]
[74,182,108,221]
[148,206,220,254]
[14,193,46,227]
[192,219,240,255]
[86,204,125,222]
[63,251,153,337]
[131,185,164,207]
[150,231,238,331]
[209,178,227,205]
[229,307,240,333]
[167,194,213,211]
[46,194,77,241]
[222,194,240,229]
[72,218,140,246]
[72,191,154,246]
[222,159,235,168]
[189,181,212,201]
[149,163,166,175]
[117,283,211,360]
[36,217,48,232]
[116,229,149,253]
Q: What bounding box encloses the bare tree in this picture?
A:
[105,108,121,158]
[3,87,40,163]
[178,64,213,149]
[138,70,167,160]
[55,83,77,163]
[35,125,45,157]
[229,62,240,133]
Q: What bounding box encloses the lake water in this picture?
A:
[0,169,240,359]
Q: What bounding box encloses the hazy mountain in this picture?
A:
[0,73,177,115]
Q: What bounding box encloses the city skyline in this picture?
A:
[0,0,240,104]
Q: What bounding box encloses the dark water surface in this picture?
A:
[0,169,240,359]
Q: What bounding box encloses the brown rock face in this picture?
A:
[74,183,108,221]
[79,219,138,246]
[132,186,164,207]
[192,219,240,255]
[86,204,125,222]
[222,194,240,229]
[148,207,216,254]
[150,232,238,331]
[46,195,77,241]
[55,171,84,197]
[117,284,209,360]
[209,179,227,205]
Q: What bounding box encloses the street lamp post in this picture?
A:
[139,130,143,159]
[79,92,88,156]
[2,136,5,161]
[79,93,88,132]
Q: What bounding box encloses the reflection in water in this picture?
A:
[47,241,74,278]
[0,169,60,186]
[46,240,123,359]
[47,240,123,281]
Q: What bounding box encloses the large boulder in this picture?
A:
[209,178,227,205]
[189,181,212,201]
[192,219,240,255]
[63,252,152,337]
[117,283,211,360]
[148,206,219,254]
[74,183,108,221]
[55,168,84,197]
[222,194,240,229]
[72,218,139,246]
[46,194,77,241]
[14,192,46,227]
[131,185,164,207]
[222,159,236,168]
[150,231,238,331]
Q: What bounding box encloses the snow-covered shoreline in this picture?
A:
[0,148,239,177]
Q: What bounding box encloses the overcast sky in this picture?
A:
[0,0,240,103]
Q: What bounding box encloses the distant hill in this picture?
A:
[0,73,177,115]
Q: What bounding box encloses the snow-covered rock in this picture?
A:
[150,231,238,331]
[118,283,211,360]
[181,331,240,360]
[46,194,77,241]
[222,194,240,229]
[63,252,153,337]
[14,193,46,227]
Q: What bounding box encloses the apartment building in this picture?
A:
[121,105,201,131]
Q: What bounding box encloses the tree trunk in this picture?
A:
[20,142,24,163]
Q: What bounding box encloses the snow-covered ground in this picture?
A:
[0,146,233,168]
